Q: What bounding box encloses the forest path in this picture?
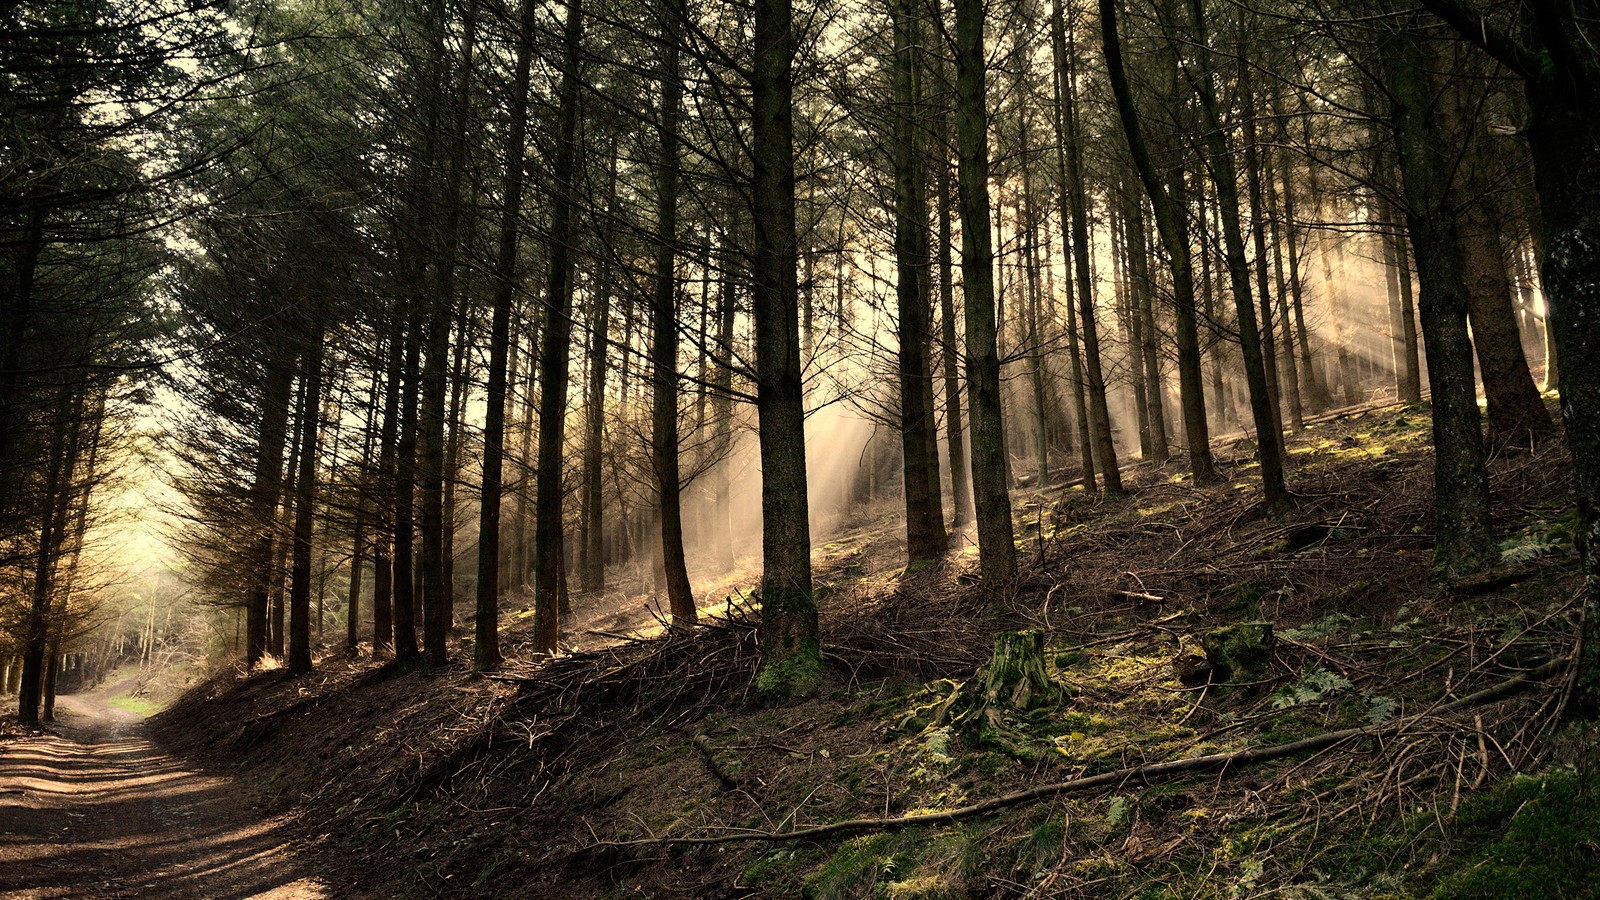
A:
[0,691,329,899]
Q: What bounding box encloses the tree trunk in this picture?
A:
[954,0,1018,586]
[244,364,294,667]
[892,0,949,561]
[650,0,697,625]
[392,289,424,666]
[16,395,77,727]
[1124,191,1168,462]
[348,370,381,654]
[1262,133,1304,432]
[473,0,537,671]
[271,380,305,661]
[1271,105,1331,412]
[1046,0,1100,489]
[1383,22,1497,579]
[936,155,975,526]
[1176,0,1288,508]
[752,0,820,698]
[1240,59,1288,439]
[583,163,616,593]
[533,0,586,655]
[40,646,57,723]
[287,326,326,677]
[709,240,737,570]
[1049,11,1119,492]
[1022,151,1052,489]
[1115,203,1150,459]
[1451,112,1552,445]
[1515,59,1600,710]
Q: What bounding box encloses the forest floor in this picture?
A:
[43,398,1600,898]
[0,681,331,899]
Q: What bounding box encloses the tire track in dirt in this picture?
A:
[0,693,329,899]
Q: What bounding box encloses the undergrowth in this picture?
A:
[149,401,1590,899]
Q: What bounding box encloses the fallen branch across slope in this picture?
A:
[591,656,1569,848]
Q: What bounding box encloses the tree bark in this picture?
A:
[650,0,697,625]
[1383,22,1498,579]
[936,155,975,525]
[583,159,617,593]
[752,0,820,697]
[1175,0,1288,508]
[1448,94,1552,445]
[892,0,949,561]
[1046,0,1100,489]
[1262,132,1304,432]
[954,0,1018,586]
[533,0,586,655]
[391,287,424,666]
[16,395,78,726]
[287,326,325,677]
[244,364,294,667]
[1061,36,1122,494]
[473,0,538,671]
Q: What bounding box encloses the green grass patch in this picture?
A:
[106,695,162,717]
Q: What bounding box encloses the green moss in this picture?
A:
[1432,768,1600,898]
[1014,819,1066,878]
[1313,767,1600,897]
[651,742,689,765]
[744,845,826,892]
[1202,622,1275,685]
[1054,650,1088,669]
[757,637,822,702]
[1224,580,1265,617]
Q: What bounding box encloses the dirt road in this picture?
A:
[0,693,329,899]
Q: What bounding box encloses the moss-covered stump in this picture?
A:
[1202,622,1275,685]
[917,630,1066,759]
[977,630,1061,711]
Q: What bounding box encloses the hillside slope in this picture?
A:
[151,402,1600,899]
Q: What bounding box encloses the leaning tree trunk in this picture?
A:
[1451,166,1550,449]
[1175,0,1288,509]
[1458,192,1552,446]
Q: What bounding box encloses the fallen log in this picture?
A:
[591,656,1568,848]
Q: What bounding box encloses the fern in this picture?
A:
[1499,534,1564,565]
[1269,668,1352,709]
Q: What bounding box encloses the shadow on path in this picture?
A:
[0,694,329,899]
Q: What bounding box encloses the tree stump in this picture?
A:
[914,629,1066,759]
[1202,621,1275,685]
[975,629,1061,712]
